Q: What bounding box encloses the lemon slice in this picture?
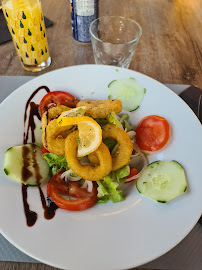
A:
[57,116,102,157]
[59,106,86,118]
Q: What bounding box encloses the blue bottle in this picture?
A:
[70,0,98,43]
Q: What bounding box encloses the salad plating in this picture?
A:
[41,94,146,208]
[4,78,187,225]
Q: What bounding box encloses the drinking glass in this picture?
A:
[1,0,51,72]
[89,16,142,68]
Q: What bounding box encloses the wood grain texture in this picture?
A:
[100,0,202,88]
[0,0,201,87]
[0,1,201,270]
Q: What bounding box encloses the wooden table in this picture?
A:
[0,0,201,270]
[0,0,202,88]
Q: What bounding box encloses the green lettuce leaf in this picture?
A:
[115,165,130,183]
[97,175,124,203]
[43,153,69,175]
[120,114,134,131]
[106,112,119,128]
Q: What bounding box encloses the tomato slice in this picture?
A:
[135,115,170,151]
[124,167,138,183]
[47,170,98,211]
[39,91,78,117]
[127,168,138,179]
[41,147,49,154]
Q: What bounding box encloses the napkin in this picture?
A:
[0,9,53,44]
[179,85,202,225]
[179,85,202,122]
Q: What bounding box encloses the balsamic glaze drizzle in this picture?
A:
[22,145,33,182]
[22,86,58,227]
[23,86,50,144]
[24,102,40,145]
[22,184,37,227]
[44,109,49,148]
[38,187,58,220]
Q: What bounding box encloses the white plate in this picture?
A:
[0,65,202,270]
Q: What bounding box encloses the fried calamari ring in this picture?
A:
[65,131,112,181]
[42,119,74,155]
[76,99,122,118]
[41,105,70,130]
[88,152,100,166]
[91,123,132,171]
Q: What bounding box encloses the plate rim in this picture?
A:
[0,65,202,270]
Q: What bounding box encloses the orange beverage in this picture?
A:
[2,0,51,72]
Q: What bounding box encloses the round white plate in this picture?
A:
[0,65,202,270]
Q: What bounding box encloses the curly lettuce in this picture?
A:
[106,111,119,128]
[120,114,134,132]
[97,174,124,203]
[115,165,130,183]
[43,153,69,175]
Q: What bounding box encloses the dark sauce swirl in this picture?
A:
[23,86,50,144]
[22,86,58,227]
[38,187,58,220]
[22,145,33,181]
[44,109,49,148]
[22,185,37,227]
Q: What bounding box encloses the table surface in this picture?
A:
[0,0,202,88]
[0,0,201,270]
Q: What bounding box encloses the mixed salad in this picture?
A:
[4,78,187,212]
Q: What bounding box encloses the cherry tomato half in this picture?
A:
[41,147,49,154]
[127,168,138,179]
[47,170,98,211]
[135,115,170,151]
[39,91,78,117]
[124,167,138,183]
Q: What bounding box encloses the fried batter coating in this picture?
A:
[76,99,122,118]
[41,105,70,130]
[42,119,73,155]
[104,123,133,171]
[88,123,133,171]
[65,131,112,181]
[88,152,100,166]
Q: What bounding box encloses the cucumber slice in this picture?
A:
[108,78,145,111]
[4,144,50,186]
[136,161,187,203]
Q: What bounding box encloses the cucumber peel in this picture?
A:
[108,78,145,111]
[136,160,187,203]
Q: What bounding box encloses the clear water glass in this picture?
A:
[89,16,142,68]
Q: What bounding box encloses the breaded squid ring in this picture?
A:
[42,119,73,155]
[65,131,112,181]
[89,123,133,171]
[88,152,100,166]
[41,105,70,130]
[103,123,133,171]
[76,99,122,118]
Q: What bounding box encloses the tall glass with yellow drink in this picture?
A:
[2,0,51,72]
